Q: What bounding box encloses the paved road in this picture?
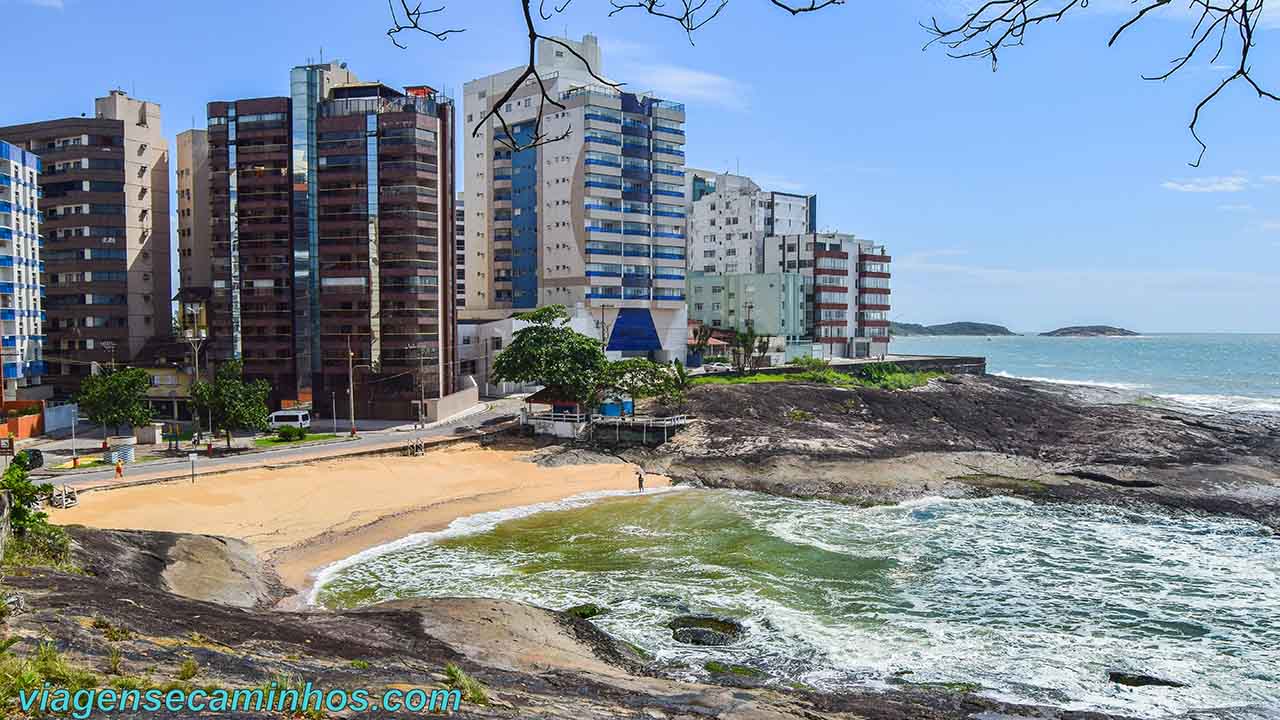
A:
[33,398,525,491]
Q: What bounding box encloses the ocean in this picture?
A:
[889,333,1280,415]
[312,332,1280,718]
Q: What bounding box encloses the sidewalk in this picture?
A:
[34,401,517,493]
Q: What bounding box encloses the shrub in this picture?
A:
[0,459,53,534]
[3,522,73,571]
[275,425,306,442]
[788,356,830,372]
[176,656,199,681]
[786,409,815,422]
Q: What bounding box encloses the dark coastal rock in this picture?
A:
[1108,671,1186,688]
[642,375,1280,532]
[1,526,1152,719]
[668,615,746,646]
[565,602,607,620]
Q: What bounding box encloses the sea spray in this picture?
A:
[316,489,1280,717]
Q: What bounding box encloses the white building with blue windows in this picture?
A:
[463,34,688,363]
[0,141,46,400]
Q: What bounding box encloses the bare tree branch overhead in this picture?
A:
[924,0,1276,167]
[385,0,1273,163]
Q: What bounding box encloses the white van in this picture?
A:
[268,410,311,430]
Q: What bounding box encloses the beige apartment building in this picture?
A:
[175,129,210,291]
[0,91,172,395]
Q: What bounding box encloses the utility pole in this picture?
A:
[331,392,337,434]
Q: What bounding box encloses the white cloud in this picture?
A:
[22,0,64,8]
[620,64,749,111]
[1217,203,1254,212]
[1161,175,1250,193]
[1263,176,1280,184]
[600,36,750,111]
[1262,221,1280,232]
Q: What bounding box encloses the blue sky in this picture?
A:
[2,0,1276,332]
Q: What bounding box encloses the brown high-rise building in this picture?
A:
[0,91,173,395]
[206,63,456,419]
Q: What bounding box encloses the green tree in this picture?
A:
[490,305,607,406]
[1,454,53,534]
[729,328,759,375]
[191,360,271,448]
[690,325,713,362]
[600,358,673,415]
[77,367,154,437]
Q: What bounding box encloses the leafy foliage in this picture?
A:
[490,305,607,405]
[191,360,271,448]
[599,358,674,413]
[275,425,306,442]
[1,454,52,534]
[77,368,153,434]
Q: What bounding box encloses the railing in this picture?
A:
[593,414,690,427]
[528,411,592,423]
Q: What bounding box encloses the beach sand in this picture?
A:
[50,442,668,602]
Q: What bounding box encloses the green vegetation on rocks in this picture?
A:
[704,661,763,678]
[693,361,943,391]
[565,603,607,620]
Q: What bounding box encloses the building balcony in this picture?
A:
[859,253,892,263]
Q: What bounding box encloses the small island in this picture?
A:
[891,321,1017,337]
[1040,325,1139,337]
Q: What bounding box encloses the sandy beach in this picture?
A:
[50,441,667,602]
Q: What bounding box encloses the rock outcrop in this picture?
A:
[631,375,1280,530]
[0,526,1141,719]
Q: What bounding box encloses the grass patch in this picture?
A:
[703,661,763,678]
[785,409,814,422]
[692,362,943,391]
[176,656,199,681]
[253,433,339,448]
[349,659,370,670]
[52,457,108,470]
[565,603,607,620]
[443,662,489,705]
[0,640,101,710]
[2,524,80,574]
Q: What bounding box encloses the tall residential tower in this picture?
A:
[463,35,689,361]
[0,91,172,395]
[685,170,816,275]
[0,141,47,400]
[206,63,457,418]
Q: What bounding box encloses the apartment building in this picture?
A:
[454,193,465,308]
[686,169,815,275]
[686,271,805,340]
[463,34,689,362]
[206,62,457,419]
[764,232,891,358]
[0,91,172,396]
[0,141,47,400]
[176,129,211,290]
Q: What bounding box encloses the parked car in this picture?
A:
[268,410,311,431]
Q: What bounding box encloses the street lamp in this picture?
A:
[346,335,375,437]
[184,329,207,443]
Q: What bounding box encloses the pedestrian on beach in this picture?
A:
[636,467,645,493]
[114,459,124,480]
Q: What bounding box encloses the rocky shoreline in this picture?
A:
[2,526,1137,719]
[628,375,1280,532]
[3,375,1277,718]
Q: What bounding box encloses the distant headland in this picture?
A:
[891,321,1017,337]
[1040,326,1139,337]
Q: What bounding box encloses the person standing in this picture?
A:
[114,459,125,481]
[636,467,645,493]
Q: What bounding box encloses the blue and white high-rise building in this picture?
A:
[463,34,688,363]
[0,141,46,400]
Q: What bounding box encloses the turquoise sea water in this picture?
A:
[316,490,1280,717]
[890,333,1280,414]
[313,333,1280,717]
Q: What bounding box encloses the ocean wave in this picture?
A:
[1155,393,1280,415]
[307,484,689,605]
[991,371,1150,391]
